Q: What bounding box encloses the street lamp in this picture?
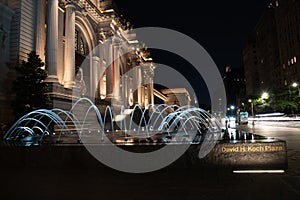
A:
[292,82,300,96]
[230,105,235,116]
[262,92,269,100]
[248,99,254,125]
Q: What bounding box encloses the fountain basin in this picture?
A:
[0,133,287,171]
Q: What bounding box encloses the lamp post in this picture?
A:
[292,82,300,96]
[248,99,254,125]
[230,105,235,116]
[262,92,269,100]
[292,83,299,116]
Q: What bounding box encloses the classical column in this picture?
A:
[35,0,46,62]
[150,77,154,106]
[123,74,129,107]
[45,0,59,82]
[99,58,107,99]
[63,1,76,88]
[137,67,143,106]
[141,66,151,108]
[113,44,121,99]
[105,38,114,98]
[129,76,133,106]
[147,64,155,106]
[91,56,100,98]
[141,68,146,107]
[57,7,65,84]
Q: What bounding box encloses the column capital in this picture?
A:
[64,0,78,13]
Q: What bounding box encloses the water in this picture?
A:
[4,98,223,146]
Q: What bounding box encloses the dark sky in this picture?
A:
[113,0,271,105]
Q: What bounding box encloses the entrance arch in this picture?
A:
[74,13,98,97]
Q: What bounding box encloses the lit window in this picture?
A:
[288,61,291,66]
[291,58,294,64]
[294,56,297,63]
[276,0,279,7]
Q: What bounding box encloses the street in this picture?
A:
[1,121,300,200]
[239,121,300,176]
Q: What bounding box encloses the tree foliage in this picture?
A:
[12,51,50,118]
[253,89,300,114]
[268,89,299,113]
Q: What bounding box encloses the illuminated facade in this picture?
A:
[0,0,155,124]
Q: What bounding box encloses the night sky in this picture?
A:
[113,0,271,105]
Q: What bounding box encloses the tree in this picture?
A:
[253,97,271,114]
[268,89,299,114]
[12,51,50,118]
[253,89,300,114]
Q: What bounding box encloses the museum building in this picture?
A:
[0,0,156,125]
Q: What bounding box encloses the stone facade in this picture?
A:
[0,0,155,125]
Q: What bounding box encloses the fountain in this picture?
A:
[2,98,287,172]
[3,97,223,146]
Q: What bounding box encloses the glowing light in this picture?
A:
[255,112,284,117]
[292,82,298,88]
[143,57,153,62]
[128,40,139,44]
[233,170,284,174]
[261,92,269,100]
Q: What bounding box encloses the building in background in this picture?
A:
[243,36,259,97]
[223,65,246,109]
[243,1,300,98]
[0,0,156,125]
[243,6,280,98]
[273,0,300,87]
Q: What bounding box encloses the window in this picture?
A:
[75,30,87,55]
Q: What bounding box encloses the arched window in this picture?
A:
[75,30,87,55]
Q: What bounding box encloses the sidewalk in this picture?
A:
[1,166,300,200]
